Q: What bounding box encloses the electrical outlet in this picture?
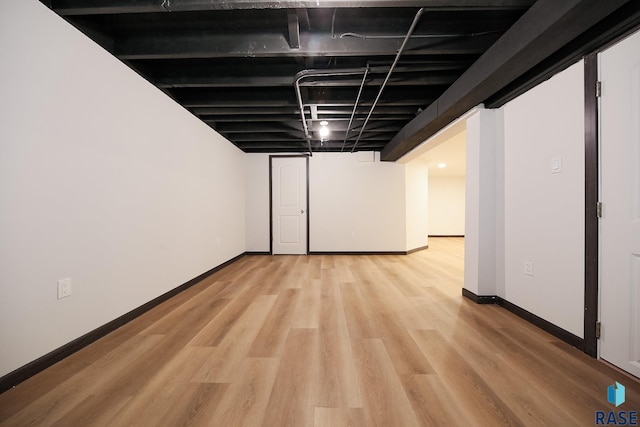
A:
[57,278,72,299]
[524,261,534,276]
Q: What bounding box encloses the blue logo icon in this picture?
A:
[608,382,626,407]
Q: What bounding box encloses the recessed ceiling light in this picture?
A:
[320,120,329,126]
[438,163,446,168]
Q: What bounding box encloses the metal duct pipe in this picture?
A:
[294,68,372,155]
[339,29,502,40]
[341,64,369,152]
[294,6,429,155]
[351,7,425,153]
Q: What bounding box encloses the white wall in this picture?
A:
[502,61,585,337]
[245,152,408,252]
[0,1,246,377]
[310,152,406,252]
[428,176,465,235]
[245,154,270,252]
[464,62,584,337]
[405,160,429,251]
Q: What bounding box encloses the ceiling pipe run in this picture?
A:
[351,7,425,153]
[294,67,373,155]
[294,63,424,154]
[294,7,424,155]
[341,64,370,152]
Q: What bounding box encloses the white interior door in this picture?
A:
[271,156,307,255]
[599,29,640,378]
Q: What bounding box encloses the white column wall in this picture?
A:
[464,108,502,297]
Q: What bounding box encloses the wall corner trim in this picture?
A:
[309,251,409,256]
[461,289,585,351]
[407,245,429,254]
[461,288,497,304]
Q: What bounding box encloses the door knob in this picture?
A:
[301,209,305,214]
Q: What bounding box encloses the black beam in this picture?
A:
[177,86,432,107]
[287,11,301,49]
[194,107,304,115]
[382,0,633,161]
[155,74,457,88]
[234,142,309,149]
[236,140,387,151]
[227,132,306,141]
[116,33,493,60]
[194,106,418,116]
[215,121,403,133]
[238,146,307,151]
[296,9,310,31]
[185,98,425,108]
[224,129,396,141]
[202,115,413,123]
[215,123,302,133]
[51,0,534,15]
[202,115,302,123]
[304,100,427,107]
[148,61,470,82]
[315,106,420,115]
[484,0,640,107]
[156,75,294,88]
[301,75,458,87]
[177,89,297,107]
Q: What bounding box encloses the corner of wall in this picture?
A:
[404,159,429,252]
[464,108,502,297]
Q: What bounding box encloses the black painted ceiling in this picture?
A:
[41,1,640,159]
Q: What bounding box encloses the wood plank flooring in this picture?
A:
[1,238,639,426]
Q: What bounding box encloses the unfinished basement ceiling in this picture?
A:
[41,0,640,159]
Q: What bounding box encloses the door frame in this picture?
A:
[583,52,599,357]
[269,155,310,255]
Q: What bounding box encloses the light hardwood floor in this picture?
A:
[1,238,638,426]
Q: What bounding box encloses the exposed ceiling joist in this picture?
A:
[52,0,535,15]
[44,0,635,155]
[154,73,457,88]
[287,11,301,49]
[117,33,495,60]
[214,121,403,133]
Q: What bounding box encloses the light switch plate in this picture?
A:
[551,157,563,174]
